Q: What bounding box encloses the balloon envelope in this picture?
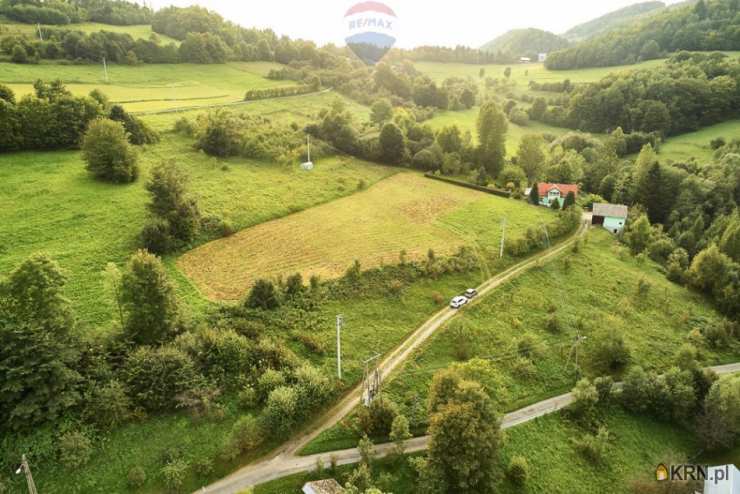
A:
[344,2,397,65]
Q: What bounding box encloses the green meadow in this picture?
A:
[659,118,740,163]
[301,229,736,455]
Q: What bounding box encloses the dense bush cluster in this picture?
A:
[0,80,101,152]
[533,53,740,136]
[189,110,319,164]
[546,0,740,69]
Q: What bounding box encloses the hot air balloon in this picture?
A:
[344,2,397,65]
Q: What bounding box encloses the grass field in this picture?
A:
[0,61,287,112]
[178,172,555,301]
[257,409,704,494]
[659,119,740,163]
[0,132,396,326]
[424,106,569,153]
[0,21,180,46]
[301,229,737,454]
[414,58,667,86]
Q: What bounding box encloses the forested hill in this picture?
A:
[562,1,665,42]
[546,0,740,69]
[480,28,569,58]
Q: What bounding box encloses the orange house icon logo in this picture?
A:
[656,464,669,481]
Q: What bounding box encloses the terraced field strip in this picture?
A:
[177,172,554,301]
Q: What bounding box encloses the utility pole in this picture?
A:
[362,354,382,406]
[16,455,38,494]
[499,218,507,258]
[102,57,109,83]
[567,331,587,379]
[336,314,343,380]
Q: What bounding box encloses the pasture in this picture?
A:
[658,118,740,163]
[0,61,287,112]
[177,172,554,301]
[414,58,667,85]
[301,229,735,454]
[0,134,396,326]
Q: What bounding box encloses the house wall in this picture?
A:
[603,216,626,233]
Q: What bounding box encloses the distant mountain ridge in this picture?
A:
[480,28,570,59]
[563,1,666,42]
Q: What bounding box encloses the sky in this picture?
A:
[145,0,683,49]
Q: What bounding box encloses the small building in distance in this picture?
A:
[592,203,629,234]
[302,479,344,494]
[536,183,579,208]
[538,52,547,62]
[519,56,531,63]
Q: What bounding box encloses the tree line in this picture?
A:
[530,52,740,136]
[0,81,156,153]
[0,0,152,26]
[546,0,740,69]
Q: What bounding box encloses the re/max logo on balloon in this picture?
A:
[344,1,398,65]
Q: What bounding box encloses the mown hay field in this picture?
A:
[178,172,554,300]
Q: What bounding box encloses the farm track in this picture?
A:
[202,361,740,492]
[198,219,591,494]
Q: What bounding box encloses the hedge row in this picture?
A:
[424,173,512,198]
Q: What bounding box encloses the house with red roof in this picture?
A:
[535,183,579,208]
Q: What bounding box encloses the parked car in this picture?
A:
[464,288,478,299]
[450,295,469,309]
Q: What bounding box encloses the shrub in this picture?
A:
[140,219,174,255]
[57,431,92,469]
[571,378,599,419]
[507,455,529,485]
[573,427,610,464]
[127,465,147,488]
[546,314,560,333]
[228,415,263,453]
[263,386,300,437]
[161,459,189,492]
[257,369,286,402]
[109,105,159,145]
[357,395,399,437]
[193,457,213,476]
[173,117,195,136]
[238,385,258,409]
[245,279,280,310]
[515,333,543,359]
[587,329,631,374]
[82,119,138,183]
[512,356,536,379]
[83,379,132,429]
[145,161,201,247]
[294,364,331,410]
[123,346,200,412]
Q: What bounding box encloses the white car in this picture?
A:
[450,296,469,309]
